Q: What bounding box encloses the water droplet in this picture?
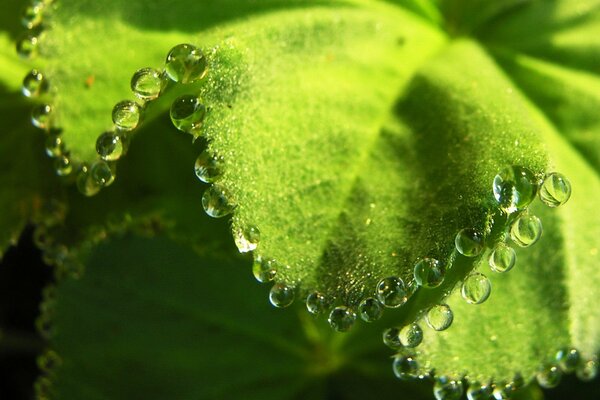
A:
[131,67,164,100]
[22,69,48,97]
[455,228,484,257]
[45,134,64,157]
[202,185,235,218]
[269,283,294,308]
[414,257,445,288]
[358,297,383,322]
[31,104,53,129]
[399,323,423,347]
[22,5,44,29]
[90,161,115,187]
[306,292,328,315]
[16,34,39,59]
[489,242,516,273]
[76,165,101,197]
[493,166,538,213]
[556,348,580,373]
[112,100,142,131]
[376,276,407,308]
[252,256,277,283]
[539,172,572,208]
[466,381,492,400]
[392,355,419,380]
[461,272,491,305]
[37,349,61,372]
[54,154,72,176]
[165,43,208,84]
[234,225,260,253]
[510,213,542,247]
[536,364,562,388]
[328,306,356,332]
[576,358,599,382]
[492,381,515,400]
[434,376,464,400]
[96,131,124,161]
[426,304,453,331]
[170,95,206,135]
[194,151,223,183]
[383,327,402,348]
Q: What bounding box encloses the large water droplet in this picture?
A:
[414,257,445,288]
[455,228,484,257]
[489,242,516,273]
[269,283,294,308]
[170,95,206,135]
[76,165,101,197]
[112,100,142,131]
[426,304,453,331]
[576,358,598,382]
[306,292,328,315]
[392,355,419,380]
[131,67,163,101]
[461,272,491,305]
[493,166,538,213]
[16,34,39,59]
[202,185,235,218]
[399,323,423,348]
[358,297,383,322]
[539,172,572,208]
[376,276,407,308]
[252,256,277,283]
[536,364,562,388]
[54,155,72,176]
[434,376,464,400]
[194,151,223,183]
[556,348,580,373]
[96,131,124,161]
[22,4,44,29]
[328,306,356,332]
[466,381,492,400]
[234,225,260,253]
[165,44,208,84]
[31,104,53,129]
[45,134,64,157]
[22,69,48,97]
[510,213,542,247]
[90,161,115,187]
[383,328,402,349]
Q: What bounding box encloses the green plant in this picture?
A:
[1,0,599,398]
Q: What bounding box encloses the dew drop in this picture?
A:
[234,225,260,253]
[22,69,48,97]
[165,44,208,84]
[269,283,294,308]
[466,381,492,400]
[510,213,542,247]
[16,34,39,59]
[414,257,445,288]
[434,376,464,400]
[383,327,402,349]
[22,4,44,29]
[96,131,124,161]
[54,154,72,176]
[455,228,484,257]
[131,67,164,100]
[376,276,407,308]
[194,151,223,183]
[76,165,101,197]
[556,348,580,373]
[202,185,235,218]
[37,349,61,373]
[45,134,64,157]
[252,256,277,283]
[31,104,53,130]
[489,242,516,273]
[306,292,328,315]
[493,166,538,213]
[539,173,572,208]
[576,358,598,382]
[112,100,142,131]
[426,304,453,331]
[392,355,419,380]
[461,272,491,305]
[536,364,562,388]
[170,95,206,135]
[90,160,115,187]
[399,323,423,348]
[492,381,515,400]
[358,297,383,322]
[328,306,356,332]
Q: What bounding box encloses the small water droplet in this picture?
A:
[539,172,572,208]
[45,134,64,157]
[96,131,124,161]
[22,5,44,29]
[392,355,419,380]
[414,257,445,288]
[90,160,115,187]
[556,348,580,373]
[54,154,72,176]
[461,272,491,305]
[434,376,464,400]
[510,213,542,247]
[37,349,61,373]
[358,297,383,322]
[194,150,223,183]
[426,304,453,331]
[76,165,101,197]
[16,34,39,59]
[202,185,235,218]
[466,381,492,400]
[493,166,538,213]
[170,95,206,135]
[489,242,516,273]
[165,44,208,83]
[328,306,356,332]
[252,256,277,283]
[306,292,328,315]
[383,327,402,348]
[576,358,598,382]
[22,69,48,97]
[399,323,423,347]
[455,228,484,257]
[492,381,515,400]
[234,225,260,253]
[269,283,294,308]
[131,67,164,100]
[32,104,53,129]
[112,100,142,131]
[536,364,562,388]
[376,276,407,308]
